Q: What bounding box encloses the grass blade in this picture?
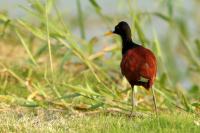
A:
[76,0,85,39]
[89,0,101,13]
[16,30,38,66]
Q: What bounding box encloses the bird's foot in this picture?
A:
[129,111,134,118]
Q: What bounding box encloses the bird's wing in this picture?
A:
[139,50,157,80]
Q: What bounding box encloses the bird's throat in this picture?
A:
[120,33,141,55]
[122,39,138,55]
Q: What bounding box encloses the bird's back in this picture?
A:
[120,46,157,89]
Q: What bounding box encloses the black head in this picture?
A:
[111,21,139,55]
[113,21,132,41]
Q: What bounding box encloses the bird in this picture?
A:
[105,21,158,116]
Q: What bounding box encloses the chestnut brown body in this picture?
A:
[121,46,157,90]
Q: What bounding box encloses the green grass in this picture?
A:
[0,0,200,132]
[0,108,199,133]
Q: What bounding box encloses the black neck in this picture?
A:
[121,36,139,55]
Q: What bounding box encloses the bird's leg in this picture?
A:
[130,86,137,117]
[151,87,158,116]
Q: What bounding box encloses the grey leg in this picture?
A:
[130,86,136,117]
[151,87,158,115]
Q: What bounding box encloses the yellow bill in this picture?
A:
[104,31,113,36]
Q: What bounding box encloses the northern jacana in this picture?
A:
[105,21,157,116]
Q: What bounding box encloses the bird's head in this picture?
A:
[105,21,132,41]
[113,21,131,36]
